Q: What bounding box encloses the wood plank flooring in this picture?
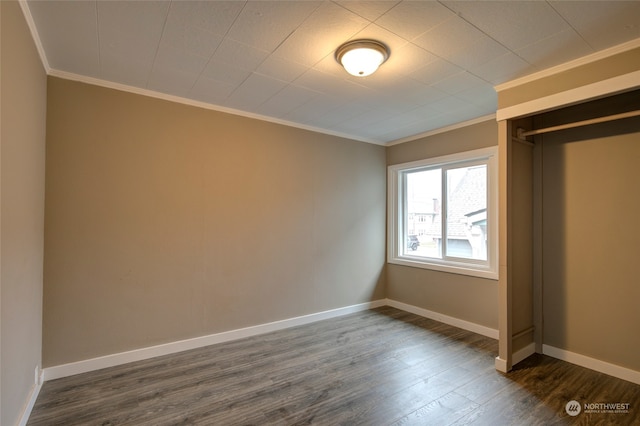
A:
[28,307,640,425]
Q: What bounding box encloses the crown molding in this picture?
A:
[19,0,51,73]
[20,0,382,145]
[386,114,496,146]
[48,69,386,146]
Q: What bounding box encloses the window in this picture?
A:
[387,147,498,279]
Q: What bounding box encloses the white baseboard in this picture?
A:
[494,356,509,373]
[543,344,640,386]
[18,381,42,426]
[385,299,499,339]
[43,300,386,381]
[40,300,640,390]
[512,342,536,366]
[493,343,536,374]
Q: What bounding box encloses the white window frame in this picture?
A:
[387,147,498,280]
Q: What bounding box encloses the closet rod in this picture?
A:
[520,110,640,137]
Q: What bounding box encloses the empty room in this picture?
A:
[2,1,640,425]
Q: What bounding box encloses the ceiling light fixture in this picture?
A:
[335,39,390,77]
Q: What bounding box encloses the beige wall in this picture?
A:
[538,93,640,371]
[1,1,48,425]
[386,120,499,330]
[43,77,386,367]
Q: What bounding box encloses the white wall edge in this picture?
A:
[385,299,499,339]
[386,114,496,147]
[496,70,640,121]
[512,342,536,366]
[543,344,640,386]
[43,300,386,381]
[17,382,42,426]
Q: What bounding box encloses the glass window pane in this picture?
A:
[389,147,497,279]
[405,169,441,258]
[445,165,487,260]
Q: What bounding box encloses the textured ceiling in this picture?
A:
[25,1,640,144]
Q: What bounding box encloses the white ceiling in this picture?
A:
[25,1,640,145]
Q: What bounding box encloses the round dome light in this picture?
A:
[335,40,390,77]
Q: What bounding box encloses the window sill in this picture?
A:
[388,257,499,280]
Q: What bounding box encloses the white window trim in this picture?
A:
[387,147,499,280]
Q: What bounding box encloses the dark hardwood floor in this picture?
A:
[28,307,639,425]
